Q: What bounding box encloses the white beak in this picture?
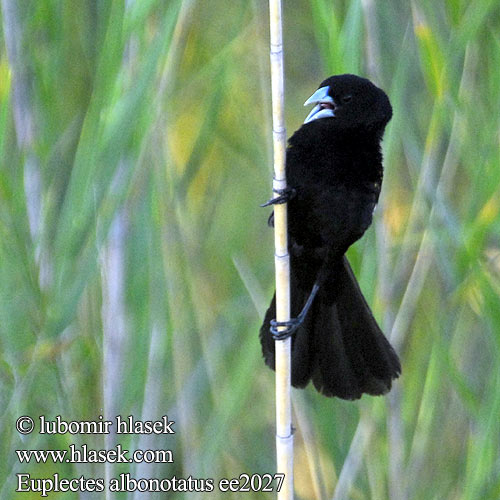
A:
[303,86,335,124]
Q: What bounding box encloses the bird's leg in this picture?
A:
[270,283,320,340]
[260,186,296,207]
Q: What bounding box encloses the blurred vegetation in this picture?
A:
[1,0,500,499]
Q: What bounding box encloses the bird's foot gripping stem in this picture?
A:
[270,317,302,340]
[260,187,296,207]
[270,283,320,340]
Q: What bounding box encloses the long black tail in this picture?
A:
[259,256,401,400]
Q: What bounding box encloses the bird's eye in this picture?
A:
[342,95,352,103]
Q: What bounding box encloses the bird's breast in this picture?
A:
[288,182,379,255]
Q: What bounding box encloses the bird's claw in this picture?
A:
[260,187,296,207]
[269,283,320,341]
[270,317,302,340]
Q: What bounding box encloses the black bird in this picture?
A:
[260,74,401,400]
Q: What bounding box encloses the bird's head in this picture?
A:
[303,74,392,134]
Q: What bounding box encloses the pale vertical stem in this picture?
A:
[1,0,50,287]
[361,3,407,499]
[101,205,128,499]
[1,0,34,148]
[155,2,198,485]
[293,392,328,499]
[101,0,135,493]
[361,0,382,85]
[332,416,374,500]
[268,1,293,499]
[132,324,167,500]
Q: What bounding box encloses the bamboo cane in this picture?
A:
[268,1,293,499]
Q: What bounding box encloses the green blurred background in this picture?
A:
[1,0,500,498]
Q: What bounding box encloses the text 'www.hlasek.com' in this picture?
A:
[14,415,284,496]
